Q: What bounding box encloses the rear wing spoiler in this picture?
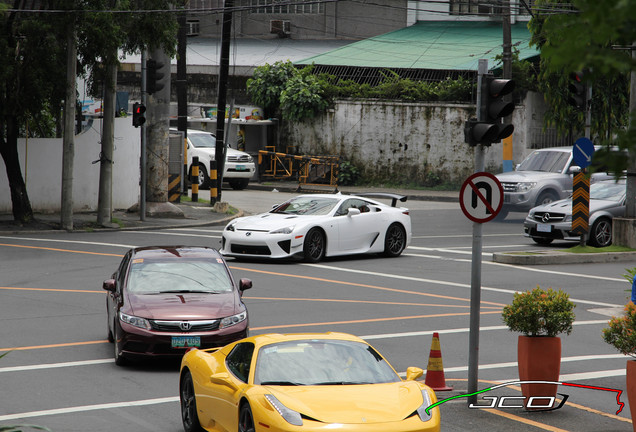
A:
[352,193,408,207]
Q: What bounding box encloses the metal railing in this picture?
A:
[258,147,340,191]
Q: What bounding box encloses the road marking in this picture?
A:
[0,397,178,422]
[0,236,134,248]
[305,263,623,308]
[0,358,114,373]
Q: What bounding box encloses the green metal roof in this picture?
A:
[296,21,538,71]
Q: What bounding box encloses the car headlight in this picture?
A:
[245,155,253,162]
[564,214,572,222]
[226,221,237,232]
[220,311,247,329]
[270,225,295,234]
[119,312,151,330]
[416,389,434,422]
[265,394,303,426]
[516,182,536,192]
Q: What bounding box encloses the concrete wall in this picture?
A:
[286,98,530,185]
[0,117,140,213]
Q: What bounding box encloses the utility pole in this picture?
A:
[61,20,76,231]
[501,0,513,172]
[177,4,188,199]
[96,60,117,226]
[214,0,234,203]
[627,41,636,218]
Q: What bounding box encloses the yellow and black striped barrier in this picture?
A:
[192,156,199,202]
[571,171,590,236]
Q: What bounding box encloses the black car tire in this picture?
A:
[113,322,127,366]
[531,237,553,245]
[229,179,249,190]
[303,228,325,263]
[107,299,114,343]
[588,218,612,247]
[180,371,205,432]
[383,223,407,257]
[535,191,558,206]
[239,403,255,432]
[191,163,210,189]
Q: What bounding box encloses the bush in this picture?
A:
[502,286,576,337]
[603,303,636,357]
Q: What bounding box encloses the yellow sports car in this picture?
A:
[179,332,441,432]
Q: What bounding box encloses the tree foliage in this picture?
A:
[528,0,633,152]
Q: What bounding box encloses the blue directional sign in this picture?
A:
[573,137,595,169]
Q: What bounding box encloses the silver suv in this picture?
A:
[495,147,611,219]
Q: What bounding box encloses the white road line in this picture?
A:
[412,233,520,239]
[306,263,623,308]
[0,397,178,422]
[0,359,114,373]
[125,231,220,239]
[0,236,135,248]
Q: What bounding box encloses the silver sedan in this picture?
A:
[523,180,626,247]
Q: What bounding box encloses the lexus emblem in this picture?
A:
[541,213,551,223]
[179,322,192,331]
[245,232,251,236]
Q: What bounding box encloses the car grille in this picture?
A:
[532,212,566,223]
[150,319,220,332]
[501,182,518,192]
[231,244,272,255]
[227,155,252,163]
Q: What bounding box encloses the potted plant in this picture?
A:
[502,286,576,407]
[602,279,636,430]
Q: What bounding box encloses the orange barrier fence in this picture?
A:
[258,148,340,191]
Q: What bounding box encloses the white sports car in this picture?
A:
[220,193,411,262]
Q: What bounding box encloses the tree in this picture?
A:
[0,0,178,224]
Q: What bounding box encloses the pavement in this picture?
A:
[2,180,635,265]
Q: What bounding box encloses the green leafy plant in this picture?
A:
[603,303,636,358]
[502,286,576,337]
[337,161,360,186]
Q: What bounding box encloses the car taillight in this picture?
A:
[403,210,410,215]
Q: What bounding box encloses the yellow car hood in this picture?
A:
[267,381,425,424]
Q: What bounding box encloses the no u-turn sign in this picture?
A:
[459,172,503,223]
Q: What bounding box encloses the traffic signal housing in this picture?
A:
[568,71,586,110]
[464,118,498,147]
[132,102,146,128]
[147,59,166,95]
[479,75,515,145]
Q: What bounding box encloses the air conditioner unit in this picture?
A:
[270,20,291,36]
[187,20,200,36]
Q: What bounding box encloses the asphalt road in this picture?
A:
[0,190,633,431]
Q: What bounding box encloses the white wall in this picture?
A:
[0,117,141,213]
[287,99,528,185]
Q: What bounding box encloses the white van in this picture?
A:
[176,129,256,190]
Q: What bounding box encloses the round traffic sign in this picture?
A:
[459,172,504,223]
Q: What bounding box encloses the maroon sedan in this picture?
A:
[103,246,252,366]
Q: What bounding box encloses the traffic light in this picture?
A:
[132,102,146,127]
[479,74,515,145]
[147,59,166,95]
[567,71,586,110]
[464,118,498,147]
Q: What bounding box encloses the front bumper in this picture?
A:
[118,321,248,358]
[523,220,580,242]
[220,231,305,260]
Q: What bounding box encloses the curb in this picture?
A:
[492,250,636,265]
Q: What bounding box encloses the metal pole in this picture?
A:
[467,59,488,405]
[140,51,147,221]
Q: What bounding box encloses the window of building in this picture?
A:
[251,0,324,14]
[450,0,535,16]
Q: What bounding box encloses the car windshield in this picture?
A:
[590,182,625,202]
[254,340,401,386]
[126,259,233,294]
[271,197,339,215]
[517,150,570,173]
[189,133,216,148]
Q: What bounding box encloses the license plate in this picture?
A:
[235,164,246,171]
[537,223,552,233]
[172,336,201,348]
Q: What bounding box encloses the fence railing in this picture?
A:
[258,147,340,191]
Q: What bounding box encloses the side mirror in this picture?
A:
[239,278,252,293]
[568,165,581,174]
[405,366,424,381]
[347,208,361,216]
[102,279,116,292]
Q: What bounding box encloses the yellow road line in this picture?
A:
[0,243,121,257]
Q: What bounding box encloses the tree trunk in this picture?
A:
[0,116,34,224]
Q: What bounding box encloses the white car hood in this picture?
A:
[231,212,324,231]
[192,147,245,160]
[496,171,565,183]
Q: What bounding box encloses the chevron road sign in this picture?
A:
[571,172,590,235]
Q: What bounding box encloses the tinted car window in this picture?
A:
[127,258,233,294]
[254,340,400,386]
[227,342,255,383]
[189,133,216,148]
[271,197,339,215]
[335,198,372,216]
[517,151,570,173]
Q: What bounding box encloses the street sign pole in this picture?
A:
[467,59,488,405]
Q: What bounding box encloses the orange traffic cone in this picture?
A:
[425,332,453,391]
